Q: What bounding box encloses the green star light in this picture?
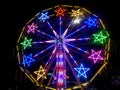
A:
[93,31,108,44]
[20,37,32,49]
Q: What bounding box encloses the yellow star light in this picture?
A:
[71,9,83,18]
[34,65,46,80]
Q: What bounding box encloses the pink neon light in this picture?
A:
[32,40,55,44]
[88,49,104,63]
[65,39,76,42]
[45,40,56,43]
[27,23,38,33]
[63,45,69,53]
[52,46,56,54]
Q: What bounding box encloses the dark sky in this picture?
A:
[4,0,120,89]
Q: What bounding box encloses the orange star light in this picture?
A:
[55,7,66,17]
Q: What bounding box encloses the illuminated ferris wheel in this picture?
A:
[16,5,110,90]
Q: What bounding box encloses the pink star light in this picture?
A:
[88,49,103,63]
[27,22,38,33]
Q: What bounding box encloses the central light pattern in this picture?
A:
[56,37,63,45]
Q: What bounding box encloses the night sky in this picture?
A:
[4,0,120,90]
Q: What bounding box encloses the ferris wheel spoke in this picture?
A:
[67,45,89,58]
[41,48,56,86]
[35,51,52,65]
[65,54,83,87]
[39,46,56,85]
[37,30,55,39]
[33,44,55,58]
[59,17,62,36]
[45,51,56,84]
[65,37,90,42]
[46,53,56,73]
[47,21,59,38]
[63,45,78,66]
[65,25,86,38]
[66,43,89,54]
[62,19,73,38]
[47,66,56,86]
[32,40,56,44]
[45,45,57,67]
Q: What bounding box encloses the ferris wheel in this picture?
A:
[16,5,110,90]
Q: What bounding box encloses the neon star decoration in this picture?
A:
[74,63,90,79]
[20,37,32,49]
[84,17,98,27]
[38,12,49,22]
[34,65,46,80]
[22,54,35,67]
[88,49,104,63]
[27,22,38,33]
[93,31,108,44]
[71,9,83,18]
[55,7,66,16]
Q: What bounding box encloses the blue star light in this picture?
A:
[74,63,90,78]
[22,54,35,67]
[38,12,49,22]
[84,17,98,28]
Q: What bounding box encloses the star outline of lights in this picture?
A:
[22,54,35,67]
[71,9,84,18]
[84,17,98,28]
[20,37,32,49]
[93,31,108,44]
[34,65,47,80]
[74,63,90,79]
[55,7,66,17]
[88,49,104,64]
[27,22,38,34]
[38,12,49,22]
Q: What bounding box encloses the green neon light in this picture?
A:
[93,31,108,44]
[20,37,32,49]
